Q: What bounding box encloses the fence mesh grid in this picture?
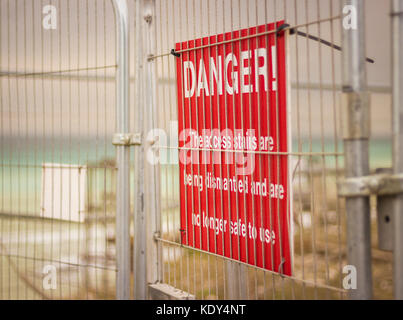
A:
[0,0,117,299]
[0,0,395,300]
[152,0,347,300]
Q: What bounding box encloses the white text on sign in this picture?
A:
[183,46,277,98]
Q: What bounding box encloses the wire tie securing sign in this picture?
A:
[153,231,161,241]
[179,229,186,247]
[276,23,290,35]
[278,258,286,278]
[280,22,375,64]
[171,49,180,58]
[390,11,403,17]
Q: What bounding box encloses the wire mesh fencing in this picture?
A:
[0,0,118,299]
[0,0,396,300]
[150,0,348,300]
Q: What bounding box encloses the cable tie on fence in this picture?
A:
[278,258,286,278]
[179,229,186,247]
[390,11,403,17]
[276,23,290,35]
[171,49,180,58]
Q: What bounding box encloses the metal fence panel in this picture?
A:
[0,0,399,300]
[148,0,348,300]
[0,0,118,299]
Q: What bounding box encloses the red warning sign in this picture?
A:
[175,21,292,275]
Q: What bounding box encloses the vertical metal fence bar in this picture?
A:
[224,0,240,301]
[144,0,162,297]
[133,0,147,300]
[15,0,21,300]
[391,0,403,301]
[112,0,131,300]
[316,0,331,299]
[329,0,344,301]
[304,0,318,299]
[78,5,84,298]
[40,0,46,300]
[57,0,63,299]
[169,0,178,292]
[85,0,90,299]
[0,0,3,300]
[156,0,168,289]
[225,0,248,301]
[341,0,372,300]
[134,0,162,299]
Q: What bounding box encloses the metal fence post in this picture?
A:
[341,0,373,300]
[133,0,162,300]
[391,0,403,300]
[133,0,146,300]
[113,0,131,300]
[225,262,248,300]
